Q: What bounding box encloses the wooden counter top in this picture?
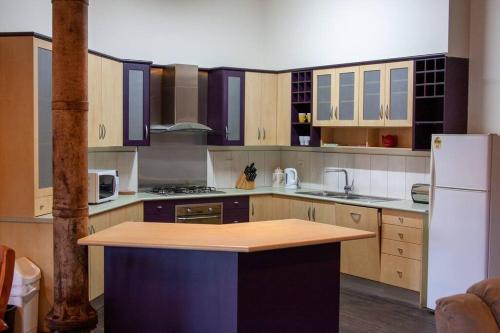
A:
[78,219,374,252]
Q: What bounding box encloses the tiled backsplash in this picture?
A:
[209,149,430,200]
[207,150,281,188]
[88,151,138,193]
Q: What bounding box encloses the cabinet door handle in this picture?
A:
[263,128,266,140]
[87,226,92,234]
[398,217,404,224]
[258,128,261,140]
[307,207,311,220]
[350,212,361,222]
[397,270,403,278]
[98,124,102,139]
[397,248,403,255]
[398,232,404,240]
[385,105,390,119]
[379,105,383,120]
[145,124,149,140]
[251,203,255,216]
[225,126,229,140]
[335,106,338,120]
[312,207,316,221]
[103,124,106,139]
[329,106,333,120]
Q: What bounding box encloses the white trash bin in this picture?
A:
[8,257,41,333]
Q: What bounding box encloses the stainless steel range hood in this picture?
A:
[150,64,212,133]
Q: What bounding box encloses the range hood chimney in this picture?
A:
[150,64,212,133]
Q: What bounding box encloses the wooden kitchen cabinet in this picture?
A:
[88,212,110,300]
[359,61,413,127]
[290,198,313,221]
[89,54,124,147]
[123,61,151,146]
[313,67,359,127]
[272,195,291,220]
[335,204,380,281]
[249,195,274,221]
[0,36,53,217]
[207,70,245,146]
[245,72,278,146]
[288,198,335,224]
[88,54,124,147]
[89,202,144,300]
[276,73,291,146]
[380,209,424,292]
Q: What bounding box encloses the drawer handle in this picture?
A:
[397,248,403,255]
[157,205,163,210]
[40,204,44,210]
[397,270,403,278]
[398,233,404,240]
[350,212,361,222]
[233,201,239,205]
[234,220,239,223]
[398,217,404,223]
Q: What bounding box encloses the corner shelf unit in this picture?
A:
[290,70,320,147]
[413,56,469,150]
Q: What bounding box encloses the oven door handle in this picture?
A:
[177,215,221,221]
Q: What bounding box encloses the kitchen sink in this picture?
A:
[295,191,398,203]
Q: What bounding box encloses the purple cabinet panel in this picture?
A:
[123,61,151,146]
[143,196,249,223]
[207,70,245,146]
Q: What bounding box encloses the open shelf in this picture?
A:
[320,127,412,149]
[290,70,319,147]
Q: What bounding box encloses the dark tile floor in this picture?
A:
[92,275,436,333]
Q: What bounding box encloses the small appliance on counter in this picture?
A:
[411,183,430,204]
[284,168,299,189]
[88,169,119,204]
[272,168,285,188]
[382,134,398,147]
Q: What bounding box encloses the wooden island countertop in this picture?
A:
[78,219,374,252]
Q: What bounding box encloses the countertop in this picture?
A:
[1,187,428,223]
[78,219,375,252]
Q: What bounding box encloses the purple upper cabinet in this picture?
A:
[207,70,245,146]
[123,62,151,146]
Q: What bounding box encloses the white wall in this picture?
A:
[467,0,500,134]
[262,0,450,69]
[0,0,450,69]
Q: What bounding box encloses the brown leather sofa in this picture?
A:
[435,278,500,333]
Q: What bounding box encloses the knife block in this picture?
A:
[235,172,256,190]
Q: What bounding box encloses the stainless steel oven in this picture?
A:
[175,202,222,224]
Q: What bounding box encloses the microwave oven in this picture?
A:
[88,169,119,204]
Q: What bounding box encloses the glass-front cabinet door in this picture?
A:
[333,66,359,126]
[359,64,386,126]
[123,62,150,146]
[224,71,245,145]
[37,47,52,191]
[313,69,335,126]
[385,61,413,127]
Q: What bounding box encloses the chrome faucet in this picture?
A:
[325,168,354,195]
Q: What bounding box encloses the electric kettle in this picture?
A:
[284,168,299,189]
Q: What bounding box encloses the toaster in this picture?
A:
[411,183,430,204]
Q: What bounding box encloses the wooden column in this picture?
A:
[46,0,97,332]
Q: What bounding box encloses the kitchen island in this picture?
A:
[79,219,374,332]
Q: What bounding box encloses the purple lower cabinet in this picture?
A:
[104,242,340,332]
[223,209,249,224]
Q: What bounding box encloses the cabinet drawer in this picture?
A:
[382,224,422,244]
[222,196,249,211]
[380,254,421,292]
[382,210,423,229]
[35,196,52,216]
[223,209,249,224]
[143,201,175,222]
[382,239,422,260]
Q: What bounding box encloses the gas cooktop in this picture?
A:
[145,185,225,196]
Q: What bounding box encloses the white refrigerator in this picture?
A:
[427,134,500,310]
